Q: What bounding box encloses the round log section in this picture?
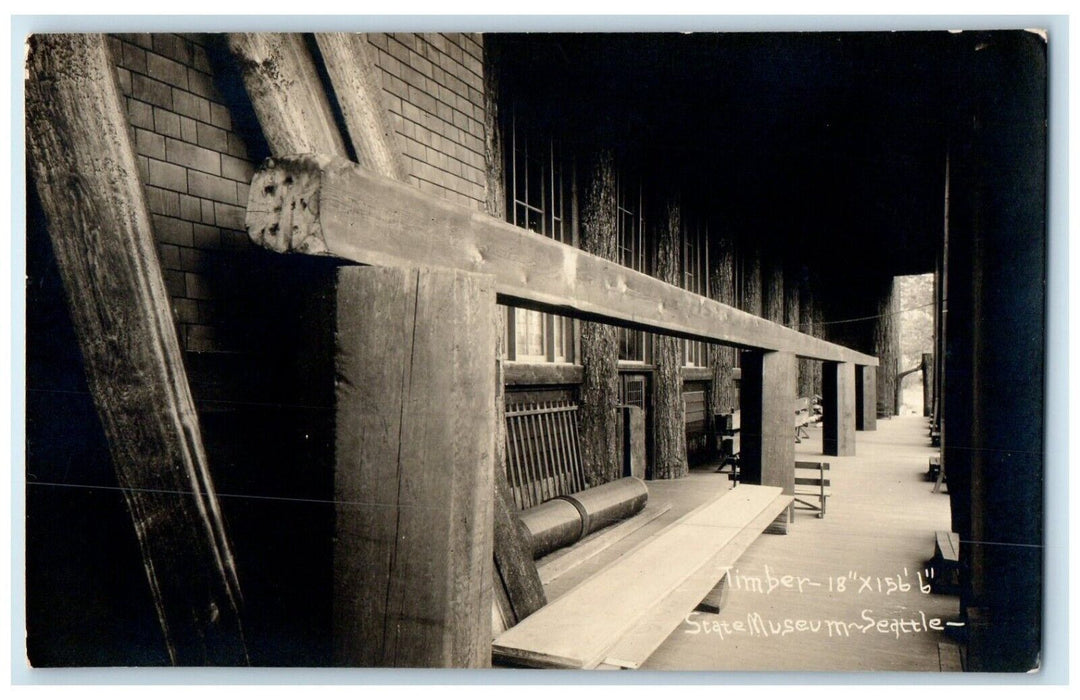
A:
[518,477,649,559]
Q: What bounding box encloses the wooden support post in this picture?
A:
[618,406,647,479]
[811,298,825,395]
[921,352,934,418]
[855,365,877,431]
[652,199,688,480]
[739,351,796,533]
[708,237,738,420]
[943,33,1045,671]
[25,33,247,665]
[332,266,495,667]
[873,278,900,418]
[762,254,785,325]
[741,243,763,318]
[797,278,815,400]
[226,33,349,158]
[822,362,856,456]
[578,149,621,485]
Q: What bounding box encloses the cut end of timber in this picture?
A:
[246,154,342,256]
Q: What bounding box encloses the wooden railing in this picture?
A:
[245,155,877,366]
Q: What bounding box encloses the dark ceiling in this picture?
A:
[492,31,975,279]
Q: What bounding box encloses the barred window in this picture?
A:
[617,174,647,363]
[683,217,709,367]
[505,109,575,363]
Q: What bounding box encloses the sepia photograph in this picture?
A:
[19,19,1055,678]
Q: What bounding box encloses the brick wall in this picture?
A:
[106,31,490,360]
[107,32,256,356]
[106,32,488,359]
[367,32,487,211]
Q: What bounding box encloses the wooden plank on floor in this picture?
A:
[935,531,960,561]
[603,494,794,669]
[491,484,783,669]
[537,503,673,586]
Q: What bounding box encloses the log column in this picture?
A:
[332,266,495,667]
[578,150,621,486]
[708,237,738,451]
[873,278,900,418]
[739,351,796,533]
[921,352,934,418]
[651,200,688,479]
[26,33,247,665]
[822,361,856,456]
[796,273,814,399]
[855,365,877,431]
[741,242,763,317]
[762,254,785,325]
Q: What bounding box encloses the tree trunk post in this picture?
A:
[226,33,350,158]
[577,150,621,486]
[921,352,934,418]
[708,237,738,451]
[651,199,687,480]
[762,254,785,324]
[25,33,248,665]
[873,278,900,418]
[741,243,763,317]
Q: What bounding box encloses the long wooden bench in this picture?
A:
[928,454,946,493]
[794,460,830,518]
[927,530,961,594]
[492,484,792,669]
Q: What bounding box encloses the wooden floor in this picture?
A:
[536,415,960,672]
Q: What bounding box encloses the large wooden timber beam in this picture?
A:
[26,33,247,665]
[312,33,410,181]
[226,33,349,158]
[245,155,877,366]
[332,266,495,667]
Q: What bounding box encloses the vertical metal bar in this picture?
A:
[547,402,568,497]
[549,403,570,496]
[520,407,541,508]
[566,405,585,492]
[518,410,535,507]
[534,405,554,502]
[560,403,578,494]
